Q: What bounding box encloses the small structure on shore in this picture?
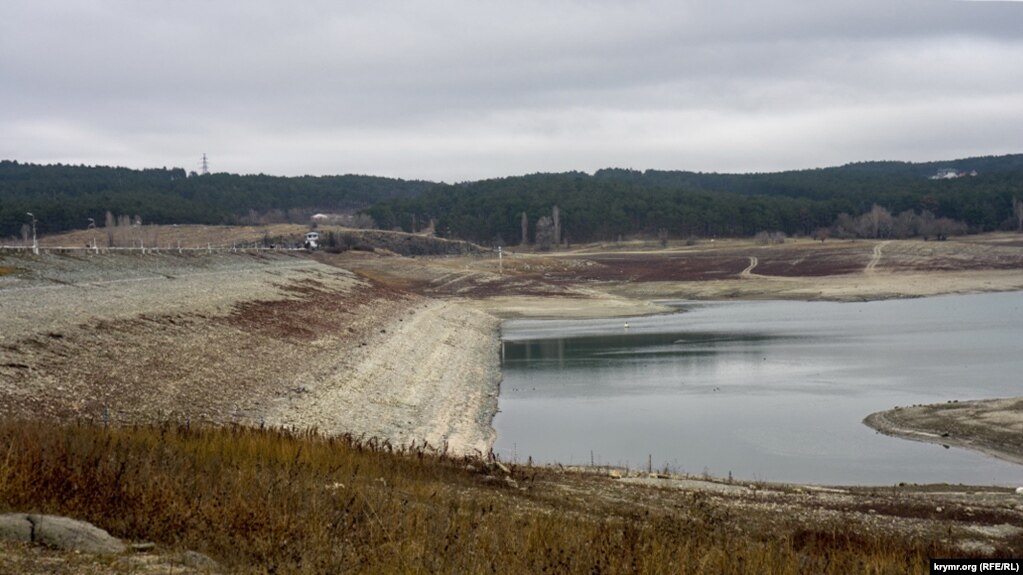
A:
[304,231,319,250]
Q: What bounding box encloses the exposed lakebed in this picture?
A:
[493,292,1023,485]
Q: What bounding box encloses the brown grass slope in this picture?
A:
[0,422,956,574]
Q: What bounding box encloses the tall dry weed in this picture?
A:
[0,421,942,574]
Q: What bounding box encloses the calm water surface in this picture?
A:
[493,292,1023,485]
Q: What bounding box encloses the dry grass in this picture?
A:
[0,421,948,574]
[38,224,309,249]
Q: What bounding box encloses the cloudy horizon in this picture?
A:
[2,0,1022,182]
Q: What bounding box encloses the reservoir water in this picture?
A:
[493,292,1023,486]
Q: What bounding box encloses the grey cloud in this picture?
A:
[1,0,1021,180]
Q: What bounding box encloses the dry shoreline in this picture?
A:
[603,269,1023,304]
[263,299,502,457]
[864,399,1023,467]
[7,237,1023,569]
[0,251,502,458]
[485,291,1023,470]
[4,242,1023,469]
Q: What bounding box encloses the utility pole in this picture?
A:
[201,153,210,176]
[26,212,38,255]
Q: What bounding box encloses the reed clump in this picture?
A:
[0,421,942,574]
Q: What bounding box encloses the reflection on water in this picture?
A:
[493,293,1023,485]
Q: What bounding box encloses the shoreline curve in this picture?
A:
[864,399,1023,467]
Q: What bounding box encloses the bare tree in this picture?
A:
[852,214,874,239]
[240,209,264,225]
[933,217,967,241]
[866,204,893,239]
[657,227,669,247]
[520,212,528,246]
[552,205,561,247]
[286,208,312,223]
[917,210,937,240]
[535,215,555,251]
[832,213,856,238]
[754,231,786,245]
[1014,197,1023,232]
[846,205,893,238]
[351,213,377,229]
[831,207,966,241]
[892,210,917,239]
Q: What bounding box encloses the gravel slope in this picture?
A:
[0,251,502,457]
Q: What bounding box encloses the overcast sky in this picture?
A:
[2,0,1021,182]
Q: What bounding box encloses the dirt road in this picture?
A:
[740,256,759,278]
[864,240,890,273]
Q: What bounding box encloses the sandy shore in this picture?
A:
[864,398,1023,466]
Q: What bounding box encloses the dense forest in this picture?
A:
[0,161,432,238]
[367,155,1023,244]
[3,155,1023,243]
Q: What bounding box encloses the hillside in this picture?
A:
[368,154,1023,244]
[4,153,1023,246]
[0,161,433,238]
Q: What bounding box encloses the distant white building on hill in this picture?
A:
[929,168,978,180]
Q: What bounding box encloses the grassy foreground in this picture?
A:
[0,421,944,574]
